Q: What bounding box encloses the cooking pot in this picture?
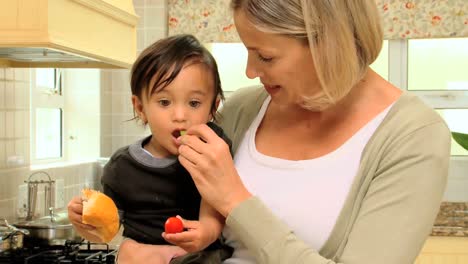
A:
[13,211,82,246]
[0,219,29,252]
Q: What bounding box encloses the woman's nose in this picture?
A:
[245,55,261,79]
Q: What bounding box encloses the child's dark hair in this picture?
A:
[130,34,224,121]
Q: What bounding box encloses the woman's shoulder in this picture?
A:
[384,91,448,131]
[222,85,267,109]
[367,91,451,154]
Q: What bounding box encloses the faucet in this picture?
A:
[24,171,55,221]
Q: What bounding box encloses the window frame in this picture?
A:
[30,68,67,164]
[387,39,468,110]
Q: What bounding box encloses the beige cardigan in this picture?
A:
[217,86,451,264]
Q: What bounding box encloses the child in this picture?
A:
[68,34,232,263]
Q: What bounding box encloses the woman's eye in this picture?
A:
[158,99,170,107]
[257,54,273,62]
[189,100,201,108]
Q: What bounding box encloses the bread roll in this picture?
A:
[81,189,119,243]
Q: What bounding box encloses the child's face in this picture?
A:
[133,62,217,158]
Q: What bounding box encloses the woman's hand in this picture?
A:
[162,216,216,253]
[118,239,187,264]
[177,124,252,217]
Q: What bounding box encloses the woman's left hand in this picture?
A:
[177,124,251,217]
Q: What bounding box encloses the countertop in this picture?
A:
[430,202,468,237]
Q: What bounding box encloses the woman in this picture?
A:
[70,1,450,263]
[175,0,450,263]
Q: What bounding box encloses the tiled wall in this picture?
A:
[0,68,103,223]
[0,68,30,169]
[0,0,168,223]
[100,0,167,156]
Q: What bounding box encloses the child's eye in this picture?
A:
[158,99,171,107]
[257,53,273,62]
[189,100,201,108]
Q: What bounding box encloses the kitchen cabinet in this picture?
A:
[415,236,468,264]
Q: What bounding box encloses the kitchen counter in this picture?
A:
[430,202,468,237]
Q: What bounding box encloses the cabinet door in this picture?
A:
[415,236,468,264]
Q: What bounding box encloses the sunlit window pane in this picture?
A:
[436,109,468,156]
[207,43,261,92]
[408,38,468,91]
[36,68,55,88]
[370,40,388,80]
[36,108,62,159]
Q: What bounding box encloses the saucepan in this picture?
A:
[0,219,29,252]
[13,211,82,246]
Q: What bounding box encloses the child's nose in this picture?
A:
[173,106,187,121]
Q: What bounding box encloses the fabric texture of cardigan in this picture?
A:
[217,86,451,264]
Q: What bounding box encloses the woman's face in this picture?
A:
[234,10,320,107]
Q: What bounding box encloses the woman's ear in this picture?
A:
[132,95,147,123]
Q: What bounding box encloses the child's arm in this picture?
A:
[198,198,225,246]
[163,199,225,253]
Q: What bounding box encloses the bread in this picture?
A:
[81,189,119,243]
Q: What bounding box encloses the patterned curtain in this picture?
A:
[168,0,468,42]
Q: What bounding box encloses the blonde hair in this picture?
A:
[231,0,383,110]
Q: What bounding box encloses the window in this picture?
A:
[30,68,65,162]
[208,38,468,156]
[388,38,468,156]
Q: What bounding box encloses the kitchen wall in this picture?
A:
[100,0,167,156]
[0,0,168,223]
[0,67,101,223]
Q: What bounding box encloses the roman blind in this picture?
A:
[168,0,468,42]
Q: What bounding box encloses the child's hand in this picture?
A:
[67,196,96,230]
[162,216,216,253]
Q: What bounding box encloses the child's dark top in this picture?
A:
[101,122,232,245]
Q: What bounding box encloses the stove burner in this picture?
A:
[0,240,117,264]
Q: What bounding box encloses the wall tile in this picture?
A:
[144,28,167,48]
[5,141,15,167]
[0,171,8,199]
[14,83,25,109]
[144,7,166,29]
[100,136,112,157]
[5,69,14,81]
[0,141,5,169]
[137,29,145,51]
[0,111,5,138]
[14,139,26,163]
[135,7,145,28]
[133,0,145,8]
[0,68,4,79]
[145,0,165,8]
[0,81,5,109]
[444,178,468,202]
[5,111,14,138]
[111,70,130,93]
[14,68,30,82]
[0,199,16,223]
[14,111,24,138]
[5,82,14,109]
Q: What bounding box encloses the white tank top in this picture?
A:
[223,96,393,264]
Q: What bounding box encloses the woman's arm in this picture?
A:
[178,120,450,264]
